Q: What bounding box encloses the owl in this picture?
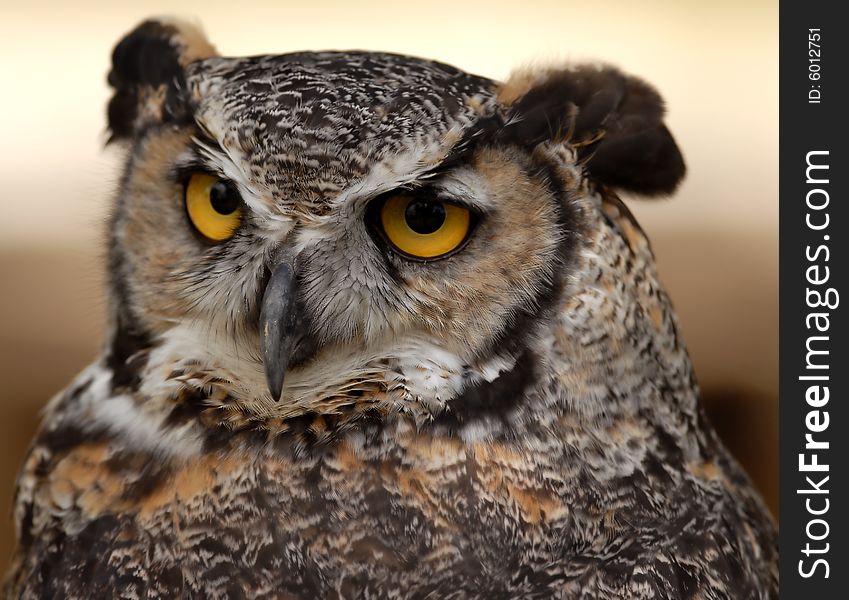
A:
[5,18,777,600]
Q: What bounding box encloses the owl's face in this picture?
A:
[107,20,684,417]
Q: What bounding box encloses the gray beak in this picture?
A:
[259,258,299,402]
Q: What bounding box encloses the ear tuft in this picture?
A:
[107,18,217,142]
[497,65,686,196]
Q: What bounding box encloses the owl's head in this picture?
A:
[105,19,685,426]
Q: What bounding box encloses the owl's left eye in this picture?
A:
[185,173,243,242]
[376,193,472,259]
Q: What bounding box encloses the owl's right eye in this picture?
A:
[185,173,243,242]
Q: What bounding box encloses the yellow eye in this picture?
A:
[379,194,471,259]
[185,173,243,241]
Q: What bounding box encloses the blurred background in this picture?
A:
[0,0,777,568]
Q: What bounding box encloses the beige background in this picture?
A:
[0,0,777,569]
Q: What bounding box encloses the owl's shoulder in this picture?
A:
[599,485,779,599]
[4,363,243,598]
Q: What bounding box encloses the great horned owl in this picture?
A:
[6,18,778,599]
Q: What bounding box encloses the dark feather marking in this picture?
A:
[105,450,173,499]
[107,20,190,141]
[106,312,153,392]
[17,502,35,551]
[498,66,686,196]
[36,424,109,457]
[106,135,157,394]
[588,124,685,196]
[434,350,537,429]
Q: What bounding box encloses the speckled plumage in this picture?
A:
[6,19,777,599]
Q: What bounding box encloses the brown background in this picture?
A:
[0,0,777,570]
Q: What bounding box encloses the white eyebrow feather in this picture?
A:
[326,124,495,214]
[191,136,276,218]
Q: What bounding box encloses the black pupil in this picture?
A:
[209,182,239,215]
[404,199,446,234]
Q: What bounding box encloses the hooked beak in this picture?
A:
[259,258,299,402]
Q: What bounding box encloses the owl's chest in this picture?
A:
[143,437,572,544]
[47,436,580,593]
[157,442,577,594]
[21,424,725,598]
